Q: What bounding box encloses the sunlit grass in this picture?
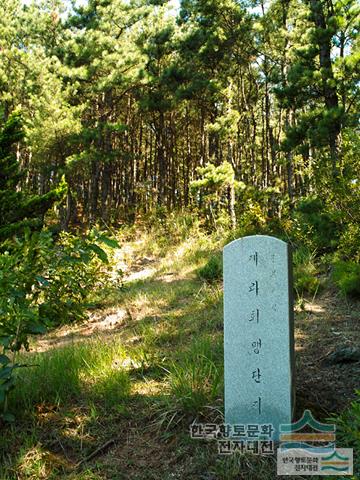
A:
[165,337,223,416]
[11,338,131,411]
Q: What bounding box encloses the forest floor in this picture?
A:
[1,231,360,480]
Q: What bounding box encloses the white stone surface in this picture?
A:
[223,235,295,440]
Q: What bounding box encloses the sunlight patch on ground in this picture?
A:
[303,302,325,313]
[17,444,68,479]
[126,266,156,282]
[294,328,308,351]
[132,379,163,396]
[33,308,128,352]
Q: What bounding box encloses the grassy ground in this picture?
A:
[1,224,359,479]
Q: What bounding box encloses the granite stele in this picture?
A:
[223,235,295,441]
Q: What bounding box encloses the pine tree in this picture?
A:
[0,115,62,241]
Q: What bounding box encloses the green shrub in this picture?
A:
[336,223,360,262]
[0,230,54,421]
[293,196,342,251]
[332,261,360,297]
[0,229,117,419]
[197,254,223,282]
[329,390,360,477]
[293,246,320,295]
[235,200,267,237]
[39,230,115,325]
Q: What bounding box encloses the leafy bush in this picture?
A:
[235,201,267,237]
[293,246,321,296]
[0,228,118,419]
[197,254,223,282]
[0,230,53,420]
[293,196,342,251]
[332,261,360,297]
[336,223,360,262]
[39,230,115,325]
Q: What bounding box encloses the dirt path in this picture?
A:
[34,241,157,352]
[295,290,360,416]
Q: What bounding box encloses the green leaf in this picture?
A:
[97,235,120,249]
[1,376,15,392]
[26,323,47,335]
[0,366,13,380]
[89,228,99,240]
[35,275,50,286]
[88,244,108,263]
[0,355,10,366]
[0,337,11,349]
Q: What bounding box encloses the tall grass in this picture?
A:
[197,253,223,282]
[165,338,223,417]
[329,390,360,478]
[332,260,360,297]
[11,338,131,412]
[293,246,320,296]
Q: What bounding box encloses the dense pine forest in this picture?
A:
[1,0,359,223]
[0,0,359,478]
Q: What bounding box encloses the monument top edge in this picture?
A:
[223,235,288,251]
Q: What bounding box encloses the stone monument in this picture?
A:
[223,235,295,441]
